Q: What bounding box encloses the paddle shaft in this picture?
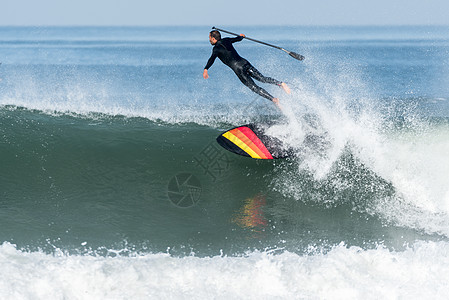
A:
[212,27,304,61]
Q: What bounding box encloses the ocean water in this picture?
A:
[0,25,449,298]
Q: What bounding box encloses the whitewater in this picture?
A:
[1,241,449,299]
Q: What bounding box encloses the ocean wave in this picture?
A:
[1,103,449,239]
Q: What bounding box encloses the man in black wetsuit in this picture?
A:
[203,30,290,110]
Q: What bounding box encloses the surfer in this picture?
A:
[203,30,290,110]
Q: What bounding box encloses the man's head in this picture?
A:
[209,30,221,45]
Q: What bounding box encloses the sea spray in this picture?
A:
[270,57,449,236]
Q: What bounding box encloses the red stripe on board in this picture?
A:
[234,126,273,159]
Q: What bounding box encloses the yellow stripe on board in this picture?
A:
[222,132,262,159]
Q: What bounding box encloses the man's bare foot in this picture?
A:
[280,82,291,94]
[272,98,283,112]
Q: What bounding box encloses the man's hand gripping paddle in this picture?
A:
[212,27,305,61]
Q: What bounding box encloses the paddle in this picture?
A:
[212,27,305,61]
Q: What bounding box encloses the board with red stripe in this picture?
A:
[216,124,291,159]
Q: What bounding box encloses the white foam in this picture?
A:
[1,241,448,299]
[362,123,449,235]
[380,125,449,211]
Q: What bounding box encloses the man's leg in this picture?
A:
[246,65,281,85]
[247,65,291,94]
[235,68,275,101]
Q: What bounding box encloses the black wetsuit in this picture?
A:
[204,36,282,101]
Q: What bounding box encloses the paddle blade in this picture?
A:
[288,51,305,61]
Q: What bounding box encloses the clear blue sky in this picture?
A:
[2,0,449,26]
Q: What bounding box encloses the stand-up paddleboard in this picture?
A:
[216,124,292,159]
